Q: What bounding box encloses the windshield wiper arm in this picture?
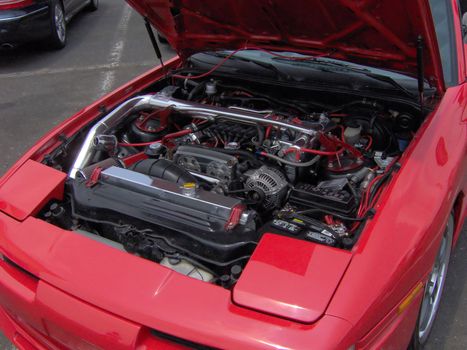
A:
[318,62,416,98]
[272,56,370,71]
[311,59,371,72]
[273,56,415,98]
[362,72,415,98]
[245,59,290,80]
[206,52,290,80]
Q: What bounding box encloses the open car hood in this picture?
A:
[126,0,445,91]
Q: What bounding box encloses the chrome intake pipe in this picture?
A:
[69,95,153,178]
[70,93,320,178]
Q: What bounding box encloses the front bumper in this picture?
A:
[0,208,355,350]
[0,3,50,45]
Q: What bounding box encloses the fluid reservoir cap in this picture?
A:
[225,142,240,150]
[181,182,198,197]
[145,142,165,157]
[149,142,163,150]
[205,81,217,96]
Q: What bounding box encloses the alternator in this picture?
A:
[246,166,288,210]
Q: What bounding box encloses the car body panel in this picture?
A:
[63,0,92,22]
[126,0,445,91]
[233,234,352,323]
[0,160,66,221]
[355,282,424,349]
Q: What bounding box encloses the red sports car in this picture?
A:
[0,0,465,349]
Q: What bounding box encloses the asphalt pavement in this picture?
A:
[0,1,466,349]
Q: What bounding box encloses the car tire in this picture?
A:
[46,0,67,50]
[409,213,454,349]
[87,0,98,11]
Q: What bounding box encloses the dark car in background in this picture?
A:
[0,0,98,49]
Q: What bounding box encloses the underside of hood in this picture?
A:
[126,0,445,91]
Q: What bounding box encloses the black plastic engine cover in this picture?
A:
[289,181,356,215]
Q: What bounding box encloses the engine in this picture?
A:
[41,78,414,287]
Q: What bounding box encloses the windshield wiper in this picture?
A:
[272,56,415,98]
[205,52,290,80]
[361,72,415,98]
[272,56,369,71]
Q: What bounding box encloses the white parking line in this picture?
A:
[98,3,133,96]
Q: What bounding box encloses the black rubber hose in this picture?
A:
[255,124,265,146]
[130,159,196,184]
[188,81,206,101]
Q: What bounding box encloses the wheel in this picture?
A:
[46,0,67,49]
[409,214,454,349]
[87,0,98,11]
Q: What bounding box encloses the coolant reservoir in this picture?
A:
[160,257,214,282]
[344,124,362,145]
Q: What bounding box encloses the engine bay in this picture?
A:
[39,74,423,288]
